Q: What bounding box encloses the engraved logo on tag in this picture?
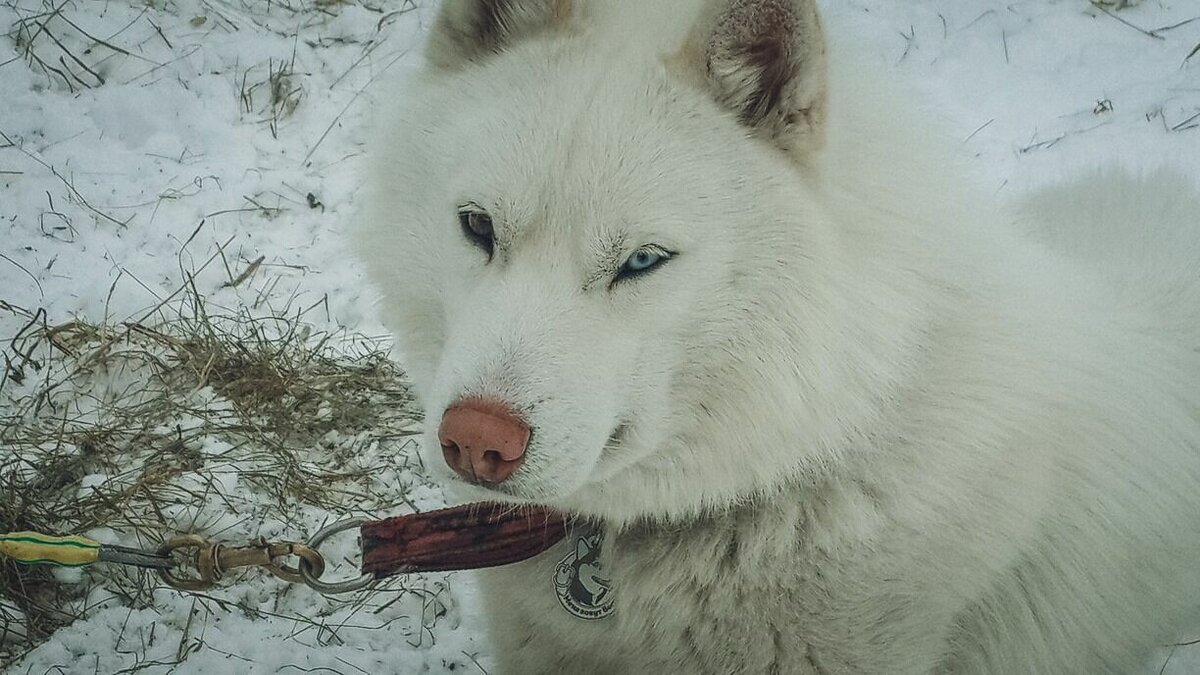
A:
[553,529,614,620]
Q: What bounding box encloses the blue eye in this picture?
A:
[616,245,672,283]
[627,249,663,271]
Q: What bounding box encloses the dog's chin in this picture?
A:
[435,472,590,508]
[428,453,623,508]
[437,477,529,505]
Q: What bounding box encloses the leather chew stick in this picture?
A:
[360,504,569,578]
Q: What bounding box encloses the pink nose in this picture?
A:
[438,398,531,484]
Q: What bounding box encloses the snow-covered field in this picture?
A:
[1,0,1197,672]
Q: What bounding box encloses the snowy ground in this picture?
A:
[1,0,1198,673]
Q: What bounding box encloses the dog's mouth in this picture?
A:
[441,420,634,500]
[602,421,632,458]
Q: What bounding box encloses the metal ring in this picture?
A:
[268,544,326,585]
[299,518,375,595]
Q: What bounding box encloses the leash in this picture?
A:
[0,504,569,595]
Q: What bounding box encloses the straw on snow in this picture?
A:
[0,285,427,664]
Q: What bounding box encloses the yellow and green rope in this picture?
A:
[0,531,102,568]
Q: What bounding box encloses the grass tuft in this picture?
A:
[0,283,425,664]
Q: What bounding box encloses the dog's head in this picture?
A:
[358,0,904,524]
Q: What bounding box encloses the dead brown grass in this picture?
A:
[0,285,423,663]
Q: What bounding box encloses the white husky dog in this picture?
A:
[356,0,1200,672]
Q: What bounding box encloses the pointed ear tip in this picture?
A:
[676,0,828,155]
[426,0,575,69]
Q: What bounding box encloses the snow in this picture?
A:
[1,0,1198,673]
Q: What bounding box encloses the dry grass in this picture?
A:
[0,284,424,664]
[239,57,306,139]
[0,0,443,667]
[6,0,109,91]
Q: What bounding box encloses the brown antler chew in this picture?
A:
[360,504,569,578]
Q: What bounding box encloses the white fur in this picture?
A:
[355,0,1200,672]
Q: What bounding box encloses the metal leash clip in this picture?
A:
[158,535,326,592]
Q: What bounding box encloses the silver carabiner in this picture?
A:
[298,518,376,595]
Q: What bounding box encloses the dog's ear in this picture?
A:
[426,0,573,69]
[676,0,827,156]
